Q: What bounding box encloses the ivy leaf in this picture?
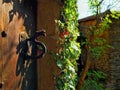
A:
[57,60,63,68]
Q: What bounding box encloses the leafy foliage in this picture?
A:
[53,0,81,90]
[90,37,109,59]
[88,0,102,14]
[81,70,107,90]
[87,0,120,59]
[81,1,120,90]
[89,11,120,59]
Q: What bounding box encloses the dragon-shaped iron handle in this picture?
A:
[16,30,47,59]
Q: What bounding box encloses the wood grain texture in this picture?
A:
[37,0,61,90]
[0,0,37,90]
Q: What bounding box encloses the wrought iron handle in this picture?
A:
[17,30,47,59]
[26,37,47,59]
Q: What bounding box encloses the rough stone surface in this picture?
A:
[79,15,120,90]
[108,19,120,90]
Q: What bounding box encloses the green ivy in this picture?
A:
[54,0,81,90]
[81,70,107,90]
[82,1,120,90]
[89,11,120,59]
[88,0,120,59]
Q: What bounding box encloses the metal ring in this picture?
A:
[26,39,47,59]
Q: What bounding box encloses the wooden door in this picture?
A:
[37,0,60,90]
[0,0,37,90]
[0,0,61,90]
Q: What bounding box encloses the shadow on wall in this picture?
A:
[3,0,38,90]
[3,0,37,35]
[16,35,38,90]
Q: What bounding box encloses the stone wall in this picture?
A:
[78,18,110,74]
[79,15,120,90]
[107,19,120,90]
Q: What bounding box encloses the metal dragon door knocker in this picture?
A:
[16,30,47,87]
[16,30,47,60]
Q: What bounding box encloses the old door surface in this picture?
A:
[0,0,37,90]
[37,0,61,90]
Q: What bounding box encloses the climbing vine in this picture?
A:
[89,12,120,59]
[80,0,120,90]
[88,14,112,59]
[54,0,81,90]
[81,70,107,90]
